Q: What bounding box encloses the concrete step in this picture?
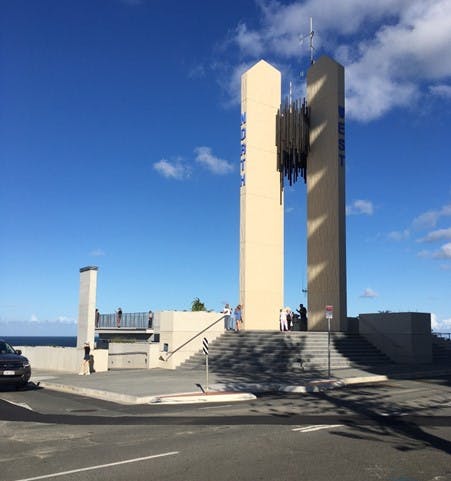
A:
[177,331,392,373]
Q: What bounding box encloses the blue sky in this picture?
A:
[1,0,450,336]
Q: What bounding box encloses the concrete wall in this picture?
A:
[18,311,224,373]
[17,346,108,373]
[108,342,160,369]
[158,311,225,369]
[358,312,432,364]
[240,60,283,330]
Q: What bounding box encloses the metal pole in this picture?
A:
[327,316,331,378]
[205,354,209,394]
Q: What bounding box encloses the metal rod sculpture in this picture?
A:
[276,98,310,185]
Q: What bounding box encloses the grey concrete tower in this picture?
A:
[306,56,347,331]
[77,266,98,348]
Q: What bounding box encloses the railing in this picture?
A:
[160,315,226,362]
[433,332,451,341]
[97,312,154,330]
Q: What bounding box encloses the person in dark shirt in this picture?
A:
[79,342,91,375]
[116,307,122,328]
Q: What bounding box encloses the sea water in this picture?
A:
[3,336,77,347]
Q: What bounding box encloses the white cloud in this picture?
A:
[194,146,234,175]
[57,316,76,324]
[218,61,254,108]
[388,229,410,241]
[346,199,374,215]
[412,204,451,230]
[226,0,451,121]
[429,84,451,98]
[413,210,441,230]
[153,159,190,180]
[417,242,451,259]
[90,248,106,257]
[431,313,451,332]
[360,288,378,298]
[418,227,451,243]
[434,242,451,259]
[235,23,264,57]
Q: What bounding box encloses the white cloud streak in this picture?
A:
[153,159,190,180]
[388,229,410,241]
[346,199,374,215]
[435,242,451,259]
[429,84,451,98]
[360,288,378,298]
[431,313,451,332]
[194,146,234,175]
[418,227,451,243]
[412,204,451,230]
[90,248,106,257]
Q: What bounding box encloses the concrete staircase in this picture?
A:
[178,331,393,378]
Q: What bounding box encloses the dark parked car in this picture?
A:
[0,339,31,388]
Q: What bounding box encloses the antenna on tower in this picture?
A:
[299,17,315,71]
[289,81,293,111]
[309,17,315,65]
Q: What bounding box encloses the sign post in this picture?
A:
[325,305,333,378]
[202,337,209,394]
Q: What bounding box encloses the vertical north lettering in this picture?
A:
[240,111,247,187]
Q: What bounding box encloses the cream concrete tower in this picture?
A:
[240,60,283,330]
[306,56,347,331]
[77,266,98,348]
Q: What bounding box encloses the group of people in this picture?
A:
[279,303,308,331]
[223,304,243,332]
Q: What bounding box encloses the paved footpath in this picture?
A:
[30,363,451,405]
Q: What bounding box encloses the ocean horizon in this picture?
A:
[3,336,77,347]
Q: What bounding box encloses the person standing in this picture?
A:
[286,308,292,331]
[223,304,231,330]
[95,308,100,328]
[116,307,122,328]
[279,308,288,332]
[228,307,236,331]
[234,305,242,331]
[297,303,308,330]
[79,342,91,375]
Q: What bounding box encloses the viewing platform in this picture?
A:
[95,312,158,343]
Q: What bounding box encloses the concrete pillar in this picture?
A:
[240,60,283,330]
[306,56,347,331]
[77,266,98,348]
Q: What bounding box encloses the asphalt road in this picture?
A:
[1,377,450,481]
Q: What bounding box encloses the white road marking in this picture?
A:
[292,424,343,433]
[12,451,180,481]
[2,399,33,411]
[198,404,233,410]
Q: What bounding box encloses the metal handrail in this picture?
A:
[160,314,226,362]
[433,332,451,341]
[97,312,153,330]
